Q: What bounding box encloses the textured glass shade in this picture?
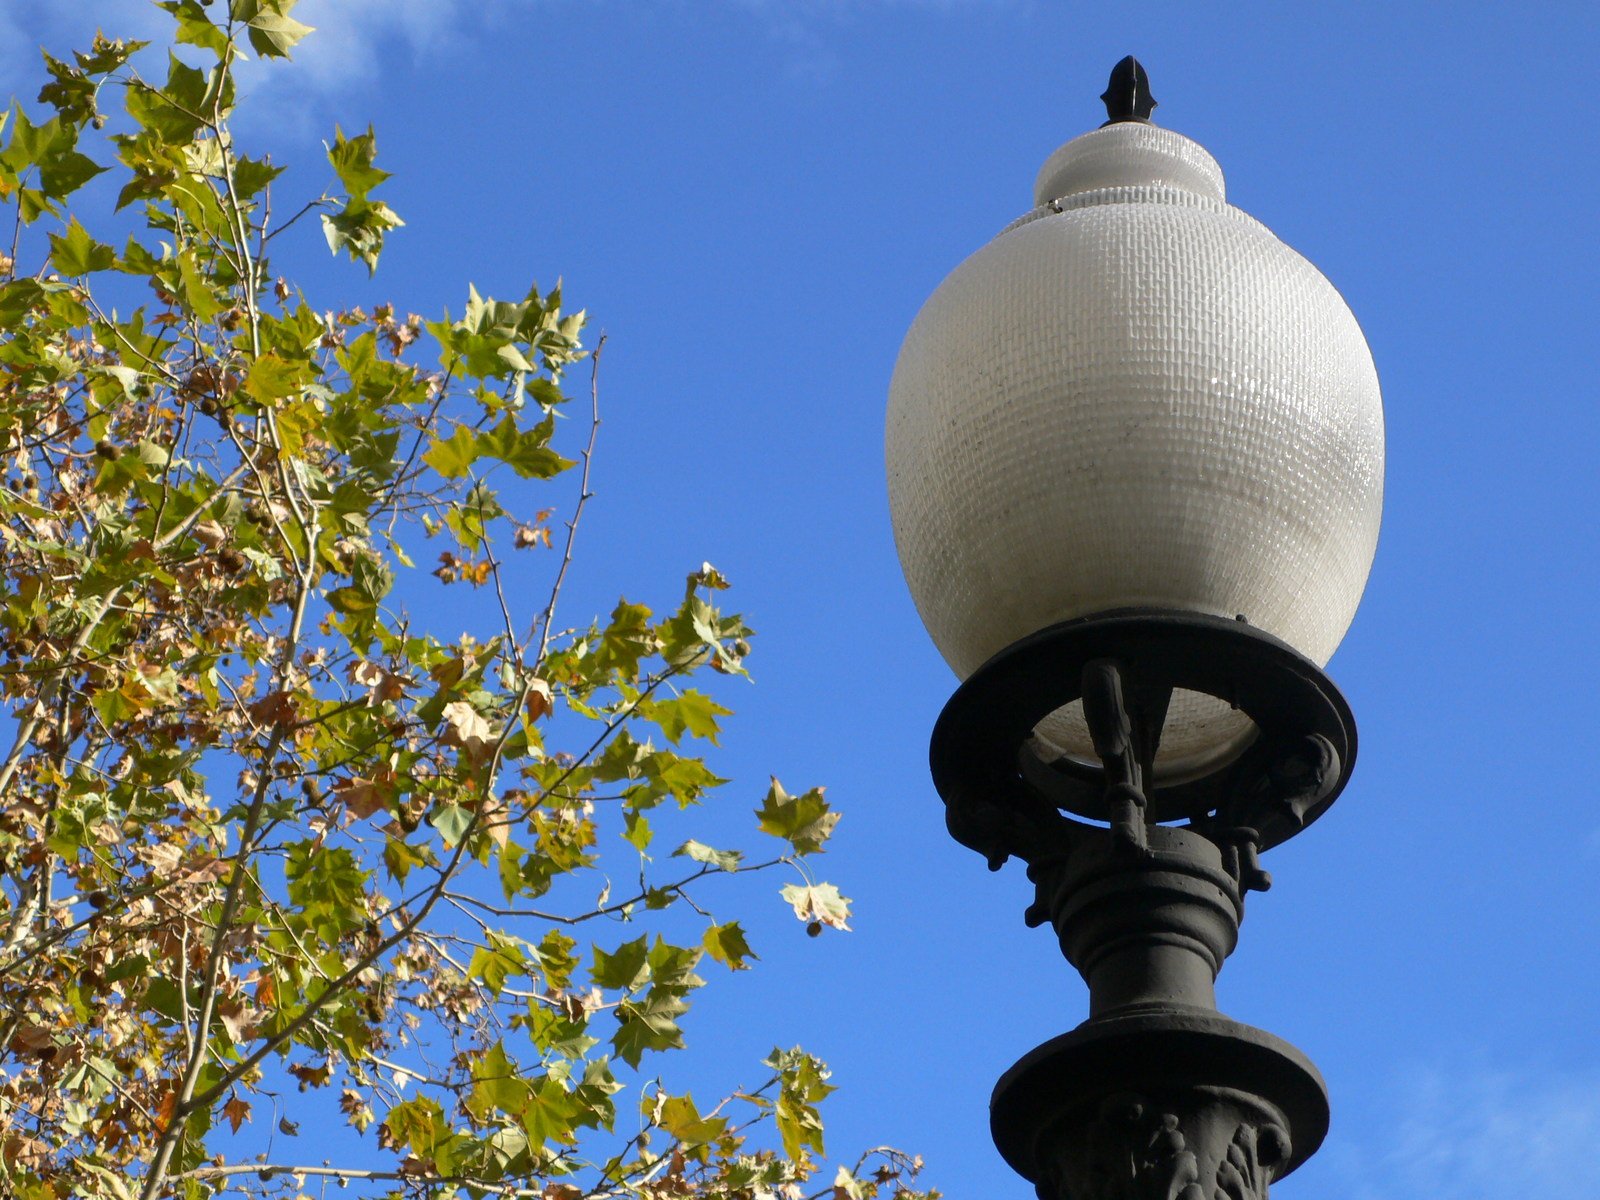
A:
[887,122,1383,780]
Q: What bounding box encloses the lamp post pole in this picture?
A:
[887,60,1383,1200]
[937,610,1345,1199]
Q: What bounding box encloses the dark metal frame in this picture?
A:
[929,608,1356,1199]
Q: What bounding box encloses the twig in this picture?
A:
[529,333,604,668]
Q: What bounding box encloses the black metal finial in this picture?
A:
[1101,55,1157,125]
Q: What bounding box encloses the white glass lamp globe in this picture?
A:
[886,119,1383,783]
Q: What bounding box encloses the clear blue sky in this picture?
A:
[12,2,1600,1196]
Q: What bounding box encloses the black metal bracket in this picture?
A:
[932,608,1355,883]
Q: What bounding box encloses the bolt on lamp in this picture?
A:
[886,58,1382,1199]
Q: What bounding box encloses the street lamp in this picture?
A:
[886,59,1382,1199]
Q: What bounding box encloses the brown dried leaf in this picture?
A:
[191,519,227,548]
[477,793,510,848]
[335,777,390,820]
[254,971,277,1009]
[222,1095,251,1134]
[154,1090,178,1133]
[216,998,256,1044]
[134,843,183,874]
[248,689,298,728]
[513,523,552,549]
[178,854,229,884]
[8,1024,57,1061]
[525,677,553,722]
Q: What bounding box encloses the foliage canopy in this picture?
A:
[0,5,934,1199]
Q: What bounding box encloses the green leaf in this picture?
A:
[159,1,232,55]
[5,104,104,202]
[74,34,149,75]
[593,600,657,680]
[520,1077,581,1148]
[755,778,838,856]
[321,200,403,273]
[428,803,472,847]
[611,989,689,1068]
[622,809,652,853]
[319,125,400,272]
[383,836,430,884]
[702,922,756,971]
[479,413,572,479]
[175,249,225,321]
[232,154,284,198]
[49,217,114,276]
[467,1042,529,1120]
[526,1005,597,1060]
[590,936,649,991]
[246,2,315,59]
[242,351,307,405]
[657,1093,728,1145]
[38,53,97,125]
[467,933,527,997]
[0,278,44,327]
[646,938,704,991]
[383,1096,448,1155]
[420,424,479,478]
[767,1047,834,1161]
[639,689,731,746]
[673,839,742,872]
[536,930,579,991]
[326,124,389,201]
[38,147,104,201]
[162,51,210,121]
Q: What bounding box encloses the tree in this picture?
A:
[0,6,934,1199]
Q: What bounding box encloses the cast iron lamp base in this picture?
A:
[929,610,1356,1200]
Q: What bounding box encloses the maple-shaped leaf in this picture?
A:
[611,989,690,1068]
[221,1095,251,1135]
[702,921,756,971]
[441,698,496,759]
[673,840,742,872]
[215,998,256,1044]
[590,937,650,991]
[335,776,390,819]
[780,882,852,934]
[756,779,839,856]
[248,689,299,728]
[340,1088,375,1133]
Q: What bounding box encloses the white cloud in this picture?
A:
[260,0,499,94]
[5,0,1024,117]
[1320,1063,1600,1200]
[1,1,165,88]
[0,0,507,144]
[222,0,514,140]
[0,0,1035,155]
[0,0,496,110]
